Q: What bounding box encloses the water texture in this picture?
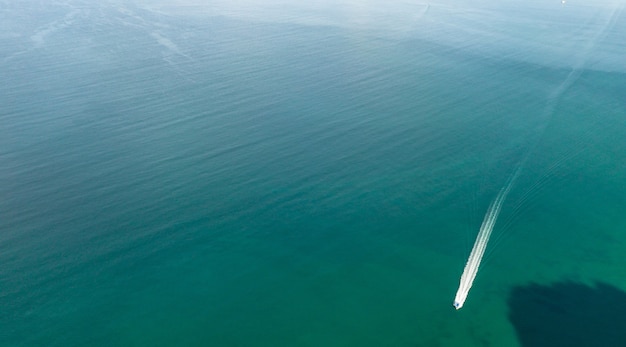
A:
[1,1,626,346]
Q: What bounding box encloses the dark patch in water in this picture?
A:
[508,281,626,347]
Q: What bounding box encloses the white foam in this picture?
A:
[453,176,515,310]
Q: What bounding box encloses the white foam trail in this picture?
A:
[451,0,625,312]
[453,178,514,310]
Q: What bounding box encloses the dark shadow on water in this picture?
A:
[508,281,626,347]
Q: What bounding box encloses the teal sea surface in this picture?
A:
[2,0,626,346]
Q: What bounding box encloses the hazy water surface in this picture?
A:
[2,1,626,346]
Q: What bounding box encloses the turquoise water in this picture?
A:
[2,1,626,346]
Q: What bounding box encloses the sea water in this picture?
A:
[1,1,626,346]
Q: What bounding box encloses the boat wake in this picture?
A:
[453,174,516,310]
[451,0,625,312]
